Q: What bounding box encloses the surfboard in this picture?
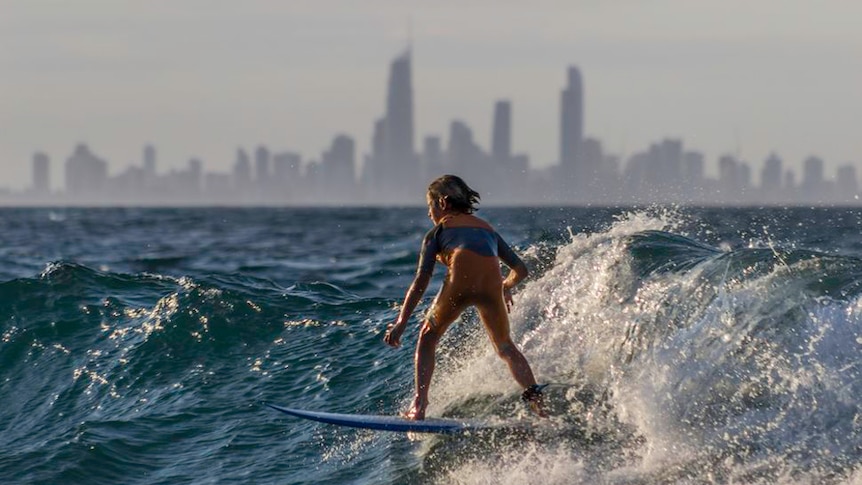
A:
[266,403,497,434]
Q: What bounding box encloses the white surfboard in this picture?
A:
[266,403,501,434]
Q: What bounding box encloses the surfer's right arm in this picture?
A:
[384,226,439,348]
[384,271,432,347]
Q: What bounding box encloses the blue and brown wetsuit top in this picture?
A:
[417,222,524,275]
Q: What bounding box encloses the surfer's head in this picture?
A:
[427,175,480,219]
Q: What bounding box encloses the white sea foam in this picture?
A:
[425,210,862,484]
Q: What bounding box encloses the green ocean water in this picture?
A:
[1,207,862,484]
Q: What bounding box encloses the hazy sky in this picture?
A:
[2,1,861,190]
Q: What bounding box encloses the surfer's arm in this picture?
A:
[384,272,431,347]
[497,233,528,290]
[497,233,528,311]
[397,272,432,324]
[385,228,439,347]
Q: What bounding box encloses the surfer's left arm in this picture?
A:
[497,233,528,311]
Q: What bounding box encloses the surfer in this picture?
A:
[384,174,545,420]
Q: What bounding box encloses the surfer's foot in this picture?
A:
[403,396,427,421]
[521,384,548,418]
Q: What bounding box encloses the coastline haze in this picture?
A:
[1,1,861,191]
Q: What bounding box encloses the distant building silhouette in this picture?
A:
[362,49,418,203]
[560,66,584,171]
[255,146,271,185]
[8,57,862,208]
[760,153,783,202]
[65,144,108,199]
[682,151,705,196]
[491,100,512,161]
[233,148,252,195]
[835,164,858,202]
[32,152,50,194]
[272,152,302,202]
[801,156,826,201]
[322,134,356,203]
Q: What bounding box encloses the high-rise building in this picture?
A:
[255,145,271,184]
[760,153,783,196]
[384,50,415,169]
[362,49,418,203]
[560,66,584,170]
[233,148,252,192]
[32,152,50,194]
[491,100,511,161]
[835,165,858,201]
[447,120,478,167]
[802,156,824,191]
[718,154,741,201]
[322,134,356,200]
[65,144,108,197]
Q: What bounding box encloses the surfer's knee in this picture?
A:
[494,339,519,359]
[417,318,443,346]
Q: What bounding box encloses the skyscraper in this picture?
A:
[363,49,417,203]
[560,66,584,170]
[323,134,356,199]
[233,148,252,192]
[32,152,50,194]
[255,145,271,187]
[65,144,108,198]
[760,153,783,196]
[491,100,512,161]
[385,50,414,161]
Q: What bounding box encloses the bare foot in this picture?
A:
[403,397,427,421]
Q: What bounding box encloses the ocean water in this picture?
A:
[1,206,862,485]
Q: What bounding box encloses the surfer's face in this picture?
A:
[427,194,446,224]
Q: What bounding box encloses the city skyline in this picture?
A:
[2,2,861,192]
[3,51,859,207]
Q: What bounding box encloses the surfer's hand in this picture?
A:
[384,320,406,347]
[503,287,514,313]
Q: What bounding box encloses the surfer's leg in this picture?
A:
[406,291,465,420]
[476,299,538,389]
[476,299,545,415]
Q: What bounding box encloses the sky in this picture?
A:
[2,0,861,190]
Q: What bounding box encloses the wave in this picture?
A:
[0,261,391,484]
[426,211,862,484]
[3,208,862,484]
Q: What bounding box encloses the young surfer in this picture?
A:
[384,175,544,420]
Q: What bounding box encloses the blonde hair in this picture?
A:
[427,175,480,213]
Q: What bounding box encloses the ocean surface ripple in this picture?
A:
[1,207,861,484]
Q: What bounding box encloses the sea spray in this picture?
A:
[422,211,862,484]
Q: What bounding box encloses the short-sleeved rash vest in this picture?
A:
[417,224,523,275]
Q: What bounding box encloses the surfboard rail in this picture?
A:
[265,403,496,434]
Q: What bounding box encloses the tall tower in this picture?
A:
[560,66,584,170]
[491,100,512,161]
[384,50,416,185]
[363,49,418,203]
